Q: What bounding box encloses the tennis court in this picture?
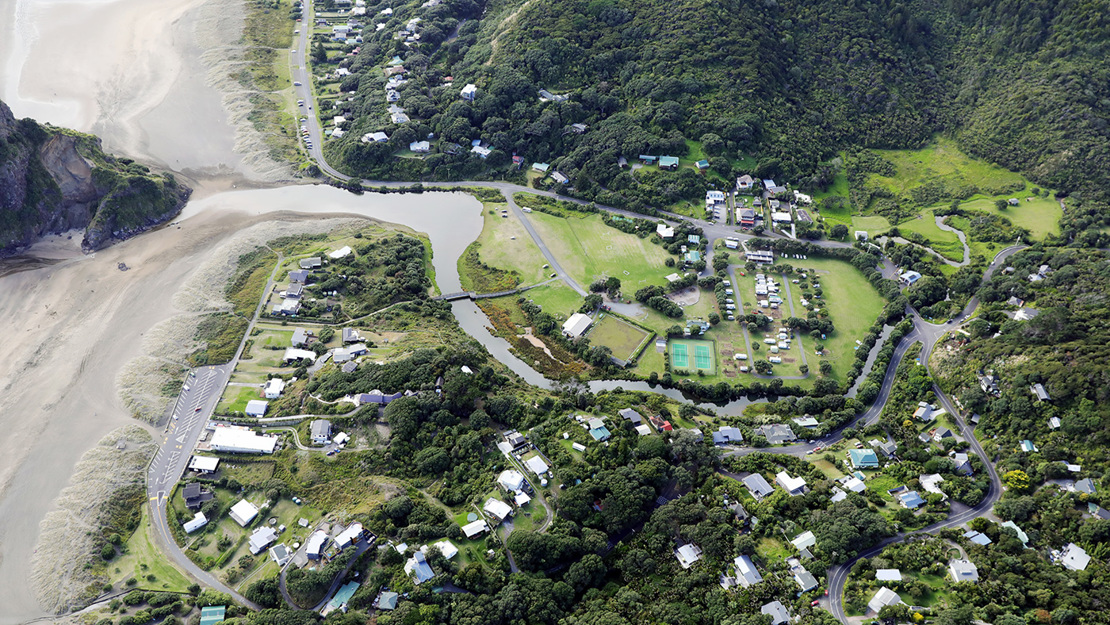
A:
[669,339,717,375]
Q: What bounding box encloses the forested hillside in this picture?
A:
[319,0,1109,210]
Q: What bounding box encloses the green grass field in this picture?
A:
[216,385,262,415]
[670,339,716,375]
[522,283,583,319]
[851,215,892,236]
[527,211,674,289]
[587,314,652,364]
[870,137,1027,197]
[798,257,887,382]
[464,206,552,288]
[111,507,194,591]
[896,210,965,262]
[956,196,1061,239]
[862,137,1062,239]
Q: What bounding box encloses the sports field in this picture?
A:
[527,210,673,289]
[670,339,716,375]
[587,314,652,364]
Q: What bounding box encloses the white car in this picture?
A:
[294,81,302,86]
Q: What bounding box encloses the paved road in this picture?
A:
[822,245,1018,624]
[145,254,284,608]
[501,189,586,295]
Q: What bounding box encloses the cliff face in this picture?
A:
[0,99,191,254]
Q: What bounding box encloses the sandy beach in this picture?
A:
[0,0,259,177]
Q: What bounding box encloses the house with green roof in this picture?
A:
[200,606,226,625]
[848,448,879,469]
[659,155,680,170]
[695,159,710,170]
[322,581,361,616]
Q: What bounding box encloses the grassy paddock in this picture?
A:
[785,257,886,383]
[587,313,652,364]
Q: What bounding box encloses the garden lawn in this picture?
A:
[808,458,845,479]
[866,474,900,498]
[216,385,262,415]
[527,211,673,290]
[522,283,583,320]
[851,215,892,236]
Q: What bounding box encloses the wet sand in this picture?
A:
[0,0,249,175]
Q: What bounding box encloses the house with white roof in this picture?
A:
[263,378,285,399]
[868,587,903,613]
[675,543,702,569]
[334,522,363,549]
[1061,543,1091,571]
[229,500,259,527]
[791,531,816,551]
[725,554,762,587]
[761,601,791,625]
[430,540,458,559]
[249,527,278,554]
[245,400,268,417]
[776,471,807,496]
[183,512,208,533]
[209,427,278,454]
[876,569,902,582]
[742,474,775,500]
[306,530,328,559]
[949,558,979,582]
[498,470,525,492]
[524,456,549,475]
[461,519,489,539]
[483,497,513,523]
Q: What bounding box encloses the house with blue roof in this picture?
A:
[848,448,880,469]
[1020,440,1038,453]
[405,551,435,584]
[898,490,926,509]
[963,530,992,546]
[696,159,710,170]
[588,417,611,441]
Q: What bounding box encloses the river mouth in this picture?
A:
[0,0,755,617]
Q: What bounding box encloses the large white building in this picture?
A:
[562,313,593,339]
[209,427,278,454]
